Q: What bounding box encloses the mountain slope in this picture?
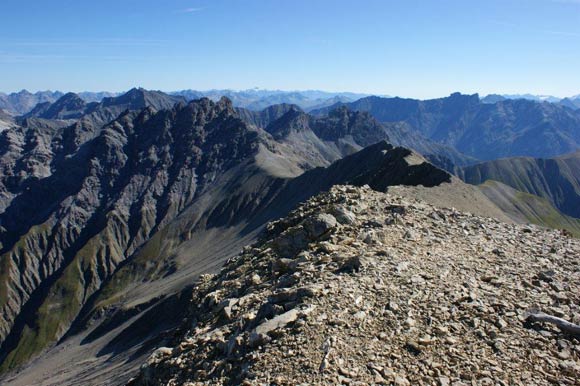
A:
[0,97,261,371]
[23,92,89,120]
[130,185,580,385]
[459,151,580,218]
[477,180,580,237]
[0,110,16,132]
[314,93,580,160]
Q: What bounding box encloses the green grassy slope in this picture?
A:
[478,180,580,237]
[460,151,580,218]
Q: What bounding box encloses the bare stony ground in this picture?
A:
[131,185,580,386]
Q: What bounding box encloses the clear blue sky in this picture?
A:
[1,0,579,98]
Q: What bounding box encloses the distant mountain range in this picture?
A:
[12,89,580,166]
[0,90,119,115]
[482,93,580,109]
[170,89,375,112]
[314,93,580,160]
[3,89,580,119]
[0,89,375,116]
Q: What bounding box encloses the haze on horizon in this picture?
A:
[1,0,580,99]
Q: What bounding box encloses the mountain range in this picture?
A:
[0,89,374,116]
[0,87,579,385]
[314,93,580,160]
[0,88,462,378]
[0,90,120,116]
[4,89,579,117]
[482,93,580,109]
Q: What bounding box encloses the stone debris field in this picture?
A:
[132,185,580,386]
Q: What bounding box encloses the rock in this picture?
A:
[304,213,337,239]
[332,207,357,225]
[337,255,362,273]
[394,375,411,385]
[272,258,298,273]
[438,376,451,386]
[353,311,366,320]
[249,274,262,285]
[495,318,508,330]
[537,270,556,283]
[249,309,301,347]
[273,227,309,257]
[385,204,406,216]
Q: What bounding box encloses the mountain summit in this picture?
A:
[130,185,580,385]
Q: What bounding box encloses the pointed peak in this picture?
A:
[217,96,234,109]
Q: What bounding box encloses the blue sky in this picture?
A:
[1,0,579,98]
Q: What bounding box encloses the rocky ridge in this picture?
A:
[132,185,580,385]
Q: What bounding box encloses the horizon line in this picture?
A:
[1,87,579,101]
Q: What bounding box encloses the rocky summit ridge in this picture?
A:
[131,185,580,386]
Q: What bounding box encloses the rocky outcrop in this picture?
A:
[131,185,580,385]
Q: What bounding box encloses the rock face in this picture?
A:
[130,185,580,386]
